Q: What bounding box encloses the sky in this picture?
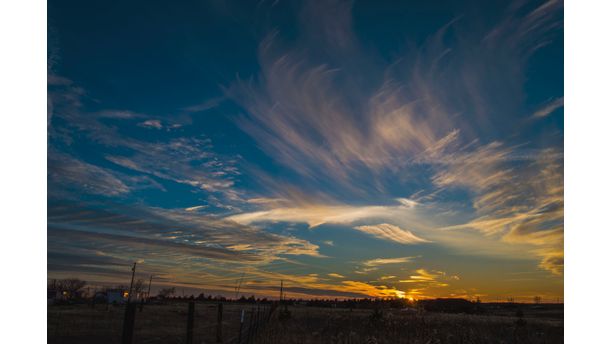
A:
[47,0,563,301]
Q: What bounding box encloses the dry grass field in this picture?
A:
[255,305,563,344]
[48,302,563,344]
[48,302,255,344]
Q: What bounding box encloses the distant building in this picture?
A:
[93,288,129,304]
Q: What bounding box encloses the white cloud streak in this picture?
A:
[532,97,564,118]
[363,257,417,267]
[354,223,431,244]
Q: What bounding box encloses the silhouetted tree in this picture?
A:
[158,287,176,298]
[48,278,87,299]
[134,279,145,293]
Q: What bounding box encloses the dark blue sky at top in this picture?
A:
[47,0,564,298]
[48,0,562,208]
[49,0,562,113]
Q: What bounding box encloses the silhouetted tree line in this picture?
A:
[48,278,558,313]
[154,293,273,303]
[48,278,87,299]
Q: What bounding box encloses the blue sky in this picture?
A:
[48,0,563,300]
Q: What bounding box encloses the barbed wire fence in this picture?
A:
[48,300,280,344]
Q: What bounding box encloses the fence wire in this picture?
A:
[48,302,277,344]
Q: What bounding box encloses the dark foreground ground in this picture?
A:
[48,302,563,344]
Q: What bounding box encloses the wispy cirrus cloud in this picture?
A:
[532,97,564,119]
[400,269,458,290]
[327,273,345,278]
[441,150,564,274]
[185,205,207,212]
[222,0,563,277]
[181,97,224,113]
[226,198,436,246]
[354,223,431,244]
[227,203,391,228]
[363,256,417,267]
[227,0,562,194]
[48,75,244,208]
[138,119,163,129]
[226,198,425,227]
[47,199,335,295]
[47,150,165,198]
[48,152,130,196]
[48,201,323,264]
[104,136,242,200]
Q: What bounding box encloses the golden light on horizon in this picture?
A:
[394,290,406,299]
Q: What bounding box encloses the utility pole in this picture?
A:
[279,280,283,302]
[122,263,138,344]
[146,275,153,301]
[235,272,245,300]
[127,262,137,304]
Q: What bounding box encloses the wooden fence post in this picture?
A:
[186,301,195,344]
[254,306,260,336]
[216,302,223,343]
[121,303,137,344]
[246,307,255,344]
[237,309,245,344]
